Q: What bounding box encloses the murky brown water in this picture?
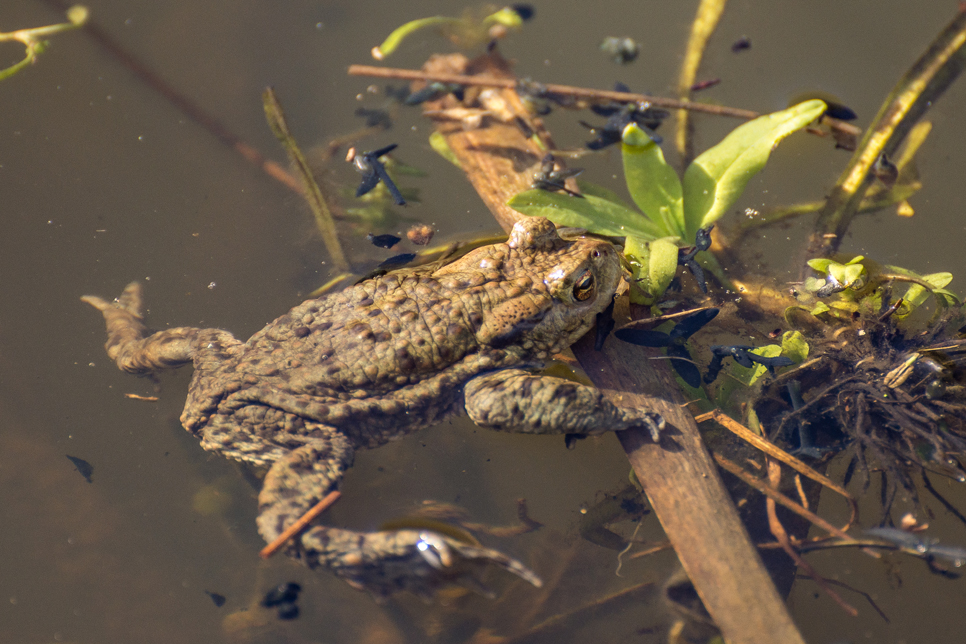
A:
[2,1,966,642]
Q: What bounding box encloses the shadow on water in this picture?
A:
[2,0,966,642]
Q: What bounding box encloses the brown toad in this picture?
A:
[82,216,663,599]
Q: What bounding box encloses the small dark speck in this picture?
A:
[486,458,491,462]
[164,451,170,456]
[205,590,226,607]
[731,36,751,53]
[367,233,402,249]
[277,602,300,620]
[66,455,94,483]
[377,466,385,472]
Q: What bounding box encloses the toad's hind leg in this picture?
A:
[82,282,240,374]
[259,426,541,599]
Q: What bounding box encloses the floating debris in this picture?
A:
[407,224,435,246]
[66,455,93,483]
[205,590,226,607]
[600,36,640,65]
[731,36,751,53]
[353,107,392,128]
[366,232,401,249]
[690,78,721,92]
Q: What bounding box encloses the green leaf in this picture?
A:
[828,261,867,289]
[781,331,809,363]
[810,302,830,316]
[621,123,684,238]
[429,131,461,167]
[575,179,632,206]
[508,189,665,240]
[682,99,827,239]
[807,258,834,274]
[625,236,679,304]
[903,272,954,309]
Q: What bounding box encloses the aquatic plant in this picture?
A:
[509,100,826,303]
[0,6,88,82]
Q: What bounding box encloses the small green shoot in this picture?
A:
[372,6,527,60]
[0,5,88,82]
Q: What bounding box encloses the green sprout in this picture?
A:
[0,6,88,82]
[509,99,827,304]
[371,5,529,60]
[801,255,959,320]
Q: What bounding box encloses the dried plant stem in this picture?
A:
[805,8,966,260]
[766,460,859,617]
[696,409,857,527]
[259,491,342,558]
[675,0,728,166]
[263,88,349,273]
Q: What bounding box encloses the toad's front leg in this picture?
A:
[463,369,664,441]
[258,427,541,600]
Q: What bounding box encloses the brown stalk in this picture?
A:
[766,460,859,617]
[259,491,342,559]
[695,409,857,528]
[714,452,857,543]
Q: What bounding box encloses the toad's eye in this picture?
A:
[573,270,595,301]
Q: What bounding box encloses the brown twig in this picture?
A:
[766,460,859,617]
[713,452,858,543]
[696,409,858,528]
[259,490,341,559]
[348,63,861,140]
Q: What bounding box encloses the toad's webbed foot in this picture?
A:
[82,282,240,375]
[258,431,540,599]
[299,526,542,600]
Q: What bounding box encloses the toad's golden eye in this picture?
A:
[573,270,595,301]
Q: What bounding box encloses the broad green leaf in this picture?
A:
[781,331,809,363]
[621,123,684,238]
[575,179,631,206]
[810,302,830,316]
[624,236,679,303]
[682,99,827,239]
[902,272,954,309]
[508,189,665,240]
[807,258,834,274]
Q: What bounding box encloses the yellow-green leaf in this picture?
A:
[682,100,827,239]
[622,123,684,238]
[508,189,664,239]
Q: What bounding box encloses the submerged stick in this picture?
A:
[805,8,966,260]
[420,51,807,644]
[263,88,349,273]
[260,491,342,558]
